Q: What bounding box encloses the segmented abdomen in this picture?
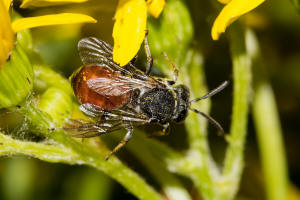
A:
[71,64,131,111]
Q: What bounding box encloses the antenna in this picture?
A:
[190,81,229,103]
[189,108,225,135]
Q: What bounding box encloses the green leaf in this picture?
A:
[0,36,33,108]
[12,11,34,53]
[16,29,34,53]
[38,87,73,126]
[33,65,73,96]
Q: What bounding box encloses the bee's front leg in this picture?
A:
[162,122,170,135]
[162,52,179,85]
[144,30,153,75]
[146,122,170,137]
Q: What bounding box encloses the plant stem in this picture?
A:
[15,103,163,200]
[221,24,251,199]
[179,49,220,200]
[112,130,192,200]
[253,83,288,200]
[0,132,79,163]
[248,28,288,200]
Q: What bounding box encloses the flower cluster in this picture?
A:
[1,0,266,67]
[113,0,265,66]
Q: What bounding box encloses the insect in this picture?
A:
[67,36,228,160]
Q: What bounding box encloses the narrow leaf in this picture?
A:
[0,41,33,108]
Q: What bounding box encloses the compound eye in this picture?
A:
[173,104,188,123]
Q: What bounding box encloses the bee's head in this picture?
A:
[172,84,190,123]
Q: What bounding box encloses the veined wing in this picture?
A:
[64,119,123,138]
[78,37,134,76]
[64,105,149,138]
[78,37,113,65]
[87,75,155,96]
[78,37,153,81]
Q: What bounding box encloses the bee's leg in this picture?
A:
[105,126,133,160]
[162,52,179,85]
[147,122,170,137]
[130,55,138,65]
[162,122,170,135]
[144,30,153,75]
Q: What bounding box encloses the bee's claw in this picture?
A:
[104,154,111,161]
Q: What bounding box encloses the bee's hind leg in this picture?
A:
[105,125,133,160]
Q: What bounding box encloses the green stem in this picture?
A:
[253,83,288,200]
[0,132,79,163]
[15,103,163,200]
[179,49,219,200]
[113,131,192,200]
[221,24,251,199]
[248,28,288,200]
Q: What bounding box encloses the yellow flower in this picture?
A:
[0,0,14,65]
[113,0,165,66]
[211,0,265,40]
[0,0,96,66]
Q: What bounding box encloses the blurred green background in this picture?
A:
[1,0,300,199]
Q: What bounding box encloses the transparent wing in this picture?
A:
[87,75,155,96]
[64,119,123,138]
[63,106,149,138]
[78,37,113,65]
[78,37,154,81]
[78,37,135,76]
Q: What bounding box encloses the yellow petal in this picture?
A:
[20,0,87,8]
[0,1,14,66]
[4,0,11,10]
[211,0,265,40]
[113,0,147,66]
[11,13,97,33]
[147,0,165,18]
[217,0,232,4]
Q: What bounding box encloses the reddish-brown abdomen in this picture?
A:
[71,64,131,111]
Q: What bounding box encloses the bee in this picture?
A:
[67,36,228,160]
